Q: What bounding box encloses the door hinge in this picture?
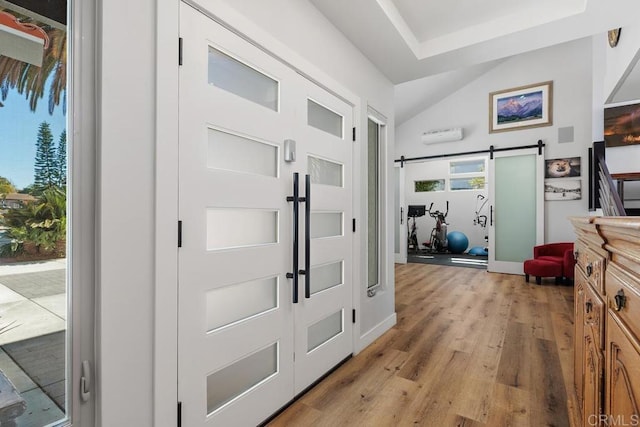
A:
[352,309,356,324]
[178,37,183,66]
[177,401,182,427]
[352,127,356,142]
[178,221,183,248]
[352,218,356,233]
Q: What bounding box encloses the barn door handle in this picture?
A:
[286,173,300,303]
[299,174,311,299]
[400,207,403,225]
[490,205,493,226]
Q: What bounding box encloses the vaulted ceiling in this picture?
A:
[310,0,640,124]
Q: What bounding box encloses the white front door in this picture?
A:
[178,3,353,425]
[292,81,354,393]
[488,147,544,274]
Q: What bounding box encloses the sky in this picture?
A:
[0,84,67,190]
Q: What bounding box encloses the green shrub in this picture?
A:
[0,187,66,257]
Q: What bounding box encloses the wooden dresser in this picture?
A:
[570,217,640,427]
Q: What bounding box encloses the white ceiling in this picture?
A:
[310,0,640,124]
[393,0,568,43]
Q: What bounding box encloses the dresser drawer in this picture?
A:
[606,263,640,342]
[575,245,606,295]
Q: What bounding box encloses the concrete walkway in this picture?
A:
[0,259,67,426]
[0,259,66,346]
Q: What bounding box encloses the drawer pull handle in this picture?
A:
[614,290,626,312]
[586,301,593,314]
[586,263,593,277]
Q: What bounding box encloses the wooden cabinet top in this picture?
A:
[571,216,640,279]
[569,216,605,254]
[595,217,640,276]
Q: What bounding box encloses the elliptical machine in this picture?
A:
[425,201,449,253]
[407,205,426,253]
[473,195,488,244]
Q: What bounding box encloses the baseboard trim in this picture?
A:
[355,313,396,354]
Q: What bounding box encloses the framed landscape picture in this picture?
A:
[489,81,553,133]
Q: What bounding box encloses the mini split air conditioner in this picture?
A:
[421,127,464,144]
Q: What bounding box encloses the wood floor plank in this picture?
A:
[496,320,533,390]
[267,263,574,426]
[344,375,420,427]
[486,383,531,426]
[449,376,493,423]
[529,337,570,427]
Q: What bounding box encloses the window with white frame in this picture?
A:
[0,1,96,425]
[415,179,445,192]
[449,158,486,191]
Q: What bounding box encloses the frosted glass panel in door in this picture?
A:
[206,343,278,414]
[308,156,343,187]
[307,310,343,352]
[367,118,379,288]
[207,129,278,177]
[310,212,343,238]
[206,209,278,250]
[208,47,278,111]
[310,261,343,295]
[394,167,400,253]
[495,155,536,262]
[307,99,343,138]
[206,277,278,332]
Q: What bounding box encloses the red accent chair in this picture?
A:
[524,242,575,285]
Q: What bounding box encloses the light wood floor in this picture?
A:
[268,263,575,426]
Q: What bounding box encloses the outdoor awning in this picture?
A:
[0,10,47,66]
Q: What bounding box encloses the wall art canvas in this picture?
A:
[545,179,581,201]
[604,102,640,147]
[545,157,581,179]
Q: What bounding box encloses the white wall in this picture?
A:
[396,38,594,244]
[99,0,156,425]
[594,25,640,175]
[404,158,489,250]
[98,1,396,425]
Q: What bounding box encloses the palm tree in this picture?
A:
[0,9,67,114]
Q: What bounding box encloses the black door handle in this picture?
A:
[286,173,300,303]
[490,205,493,226]
[299,174,311,299]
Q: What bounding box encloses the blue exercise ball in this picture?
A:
[469,246,488,256]
[447,231,469,254]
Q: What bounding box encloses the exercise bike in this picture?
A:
[424,201,449,253]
